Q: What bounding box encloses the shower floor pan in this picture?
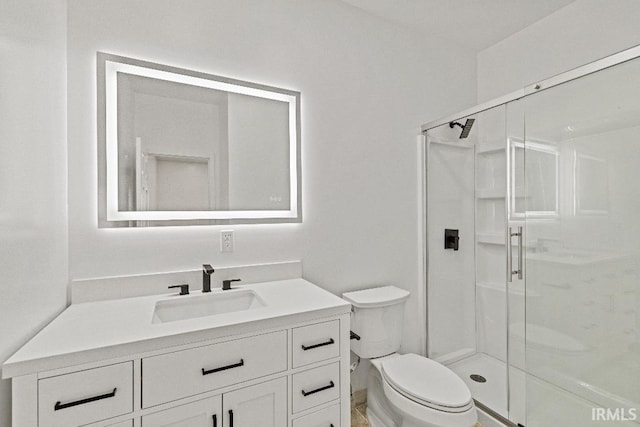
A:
[449,353,510,419]
[449,353,640,426]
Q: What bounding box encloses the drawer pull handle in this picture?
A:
[212,413,217,427]
[54,387,117,411]
[301,338,335,351]
[202,359,244,375]
[301,380,335,397]
[229,409,234,427]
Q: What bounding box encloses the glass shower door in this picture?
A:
[426,105,519,423]
[522,55,640,426]
[506,99,527,426]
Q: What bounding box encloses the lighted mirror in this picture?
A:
[510,138,559,218]
[97,53,301,227]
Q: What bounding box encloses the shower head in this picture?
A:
[449,118,475,139]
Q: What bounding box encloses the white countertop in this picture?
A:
[3,278,351,378]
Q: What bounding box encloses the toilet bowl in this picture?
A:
[343,286,477,427]
[371,353,477,427]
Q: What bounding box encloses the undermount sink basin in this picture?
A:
[152,289,266,323]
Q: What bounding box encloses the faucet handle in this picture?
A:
[222,279,241,291]
[168,284,190,295]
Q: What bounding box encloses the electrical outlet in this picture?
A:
[220,230,234,253]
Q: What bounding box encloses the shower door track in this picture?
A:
[420,42,640,132]
[474,399,520,427]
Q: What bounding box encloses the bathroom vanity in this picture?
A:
[3,278,351,427]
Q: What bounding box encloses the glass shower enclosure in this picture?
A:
[423,46,640,426]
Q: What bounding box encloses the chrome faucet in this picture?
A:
[202,264,215,292]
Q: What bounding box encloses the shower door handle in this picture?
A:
[507,226,523,282]
[516,226,523,280]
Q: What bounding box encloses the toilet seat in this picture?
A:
[381,354,473,413]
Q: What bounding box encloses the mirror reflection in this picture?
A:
[575,153,608,214]
[510,139,559,218]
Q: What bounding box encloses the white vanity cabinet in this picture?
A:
[4,278,351,427]
[13,320,346,427]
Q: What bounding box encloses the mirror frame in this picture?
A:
[97,52,301,226]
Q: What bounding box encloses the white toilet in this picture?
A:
[343,286,477,427]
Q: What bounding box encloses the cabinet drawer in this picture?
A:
[293,403,340,427]
[38,362,133,427]
[292,320,340,368]
[142,330,287,407]
[292,362,340,413]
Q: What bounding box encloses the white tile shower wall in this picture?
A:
[66,0,477,392]
[425,128,476,361]
[0,1,68,425]
[477,0,640,103]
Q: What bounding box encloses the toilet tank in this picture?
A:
[342,286,410,359]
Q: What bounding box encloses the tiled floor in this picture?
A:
[351,403,370,426]
[350,401,486,427]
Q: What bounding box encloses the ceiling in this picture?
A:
[340,0,576,51]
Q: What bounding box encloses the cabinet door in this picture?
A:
[223,378,286,427]
[142,395,221,427]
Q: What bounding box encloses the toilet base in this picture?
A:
[367,362,401,427]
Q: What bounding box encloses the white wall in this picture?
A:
[67,0,476,391]
[477,0,640,102]
[0,0,68,424]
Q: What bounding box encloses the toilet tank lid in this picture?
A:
[342,286,410,308]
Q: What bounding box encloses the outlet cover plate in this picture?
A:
[221,230,234,253]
